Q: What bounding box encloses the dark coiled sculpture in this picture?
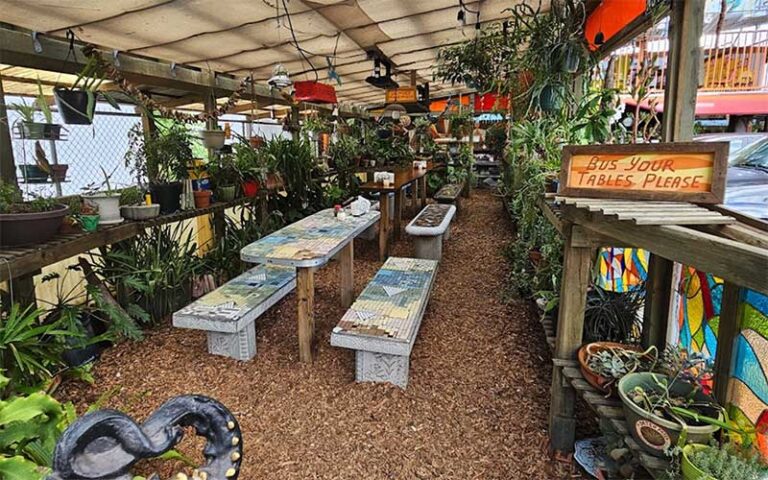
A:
[48,394,242,480]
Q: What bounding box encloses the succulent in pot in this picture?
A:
[579,342,657,397]
[680,443,767,480]
[124,121,193,214]
[207,153,240,202]
[0,182,68,246]
[119,185,159,220]
[81,166,122,225]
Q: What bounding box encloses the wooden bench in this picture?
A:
[330,257,438,388]
[405,204,457,260]
[434,183,462,213]
[173,264,296,360]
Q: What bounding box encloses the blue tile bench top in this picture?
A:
[173,264,296,334]
[405,204,456,236]
[330,257,438,357]
[240,208,380,268]
[434,184,462,201]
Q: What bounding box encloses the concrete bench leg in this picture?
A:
[356,350,410,388]
[207,323,256,361]
[443,225,451,241]
[413,235,443,261]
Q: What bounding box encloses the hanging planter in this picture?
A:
[202,129,226,150]
[54,88,95,125]
[538,85,562,112]
[562,43,582,73]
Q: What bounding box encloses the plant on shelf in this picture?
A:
[54,56,120,125]
[124,121,193,214]
[207,153,240,202]
[579,342,658,396]
[34,141,68,183]
[259,137,323,221]
[79,199,100,232]
[233,140,265,198]
[301,115,332,135]
[448,111,474,140]
[10,79,63,140]
[328,133,361,197]
[583,285,645,343]
[412,117,438,157]
[118,185,159,220]
[677,442,767,480]
[81,166,123,225]
[201,121,226,150]
[0,182,68,247]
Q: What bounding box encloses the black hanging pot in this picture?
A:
[54,88,95,125]
[149,182,183,215]
[539,85,562,112]
[562,43,581,73]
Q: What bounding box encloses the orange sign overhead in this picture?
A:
[559,143,729,204]
[385,87,418,104]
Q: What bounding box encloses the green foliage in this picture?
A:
[684,443,767,480]
[92,223,201,324]
[9,98,37,124]
[119,186,146,207]
[233,140,265,182]
[448,111,474,139]
[0,304,78,393]
[583,286,645,343]
[412,117,438,156]
[208,153,241,187]
[125,122,193,185]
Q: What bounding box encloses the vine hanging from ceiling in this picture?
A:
[81,44,253,123]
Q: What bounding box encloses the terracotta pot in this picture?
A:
[59,217,82,234]
[528,249,542,266]
[193,189,213,208]
[49,164,69,182]
[265,173,283,190]
[242,180,260,198]
[577,342,645,397]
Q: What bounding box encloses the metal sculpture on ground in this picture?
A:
[48,395,242,480]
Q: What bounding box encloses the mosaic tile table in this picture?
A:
[241,208,380,362]
[330,257,439,388]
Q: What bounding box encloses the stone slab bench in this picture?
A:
[434,183,463,212]
[330,257,439,388]
[405,204,456,260]
[173,264,296,360]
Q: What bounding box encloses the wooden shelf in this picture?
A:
[0,196,257,283]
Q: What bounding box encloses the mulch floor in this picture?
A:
[58,189,579,479]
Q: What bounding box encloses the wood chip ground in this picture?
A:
[58,190,577,479]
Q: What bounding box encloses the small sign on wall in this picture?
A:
[559,142,729,203]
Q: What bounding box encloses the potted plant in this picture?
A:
[54,56,120,125]
[0,182,68,246]
[201,125,226,150]
[18,163,49,183]
[448,111,474,140]
[79,200,100,232]
[233,141,265,198]
[34,141,68,182]
[207,153,240,202]
[618,369,724,457]
[82,166,122,225]
[578,342,657,397]
[680,443,767,480]
[60,197,83,234]
[119,185,159,220]
[10,80,63,140]
[124,122,193,214]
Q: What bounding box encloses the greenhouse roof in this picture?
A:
[0,0,563,107]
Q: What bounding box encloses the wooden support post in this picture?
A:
[297,267,316,363]
[714,282,743,405]
[9,271,39,309]
[394,188,403,241]
[379,193,390,261]
[549,224,593,453]
[0,72,18,185]
[339,241,354,308]
[641,254,674,351]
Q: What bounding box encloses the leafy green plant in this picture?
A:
[124,122,193,185]
[55,55,120,122]
[207,153,241,188]
[260,137,323,221]
[233,140,265,183]
[9,98,37,123]
[119,186,146,206]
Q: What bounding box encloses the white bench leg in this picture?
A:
[443,226,451,241]
[356,350,410,388]
[207,323,256,361]
[413,235,443,261]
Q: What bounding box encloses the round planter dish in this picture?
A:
[578,342,646,397]
[0,204,68,246]
[120,204,160,220]
[618,373,721,457]
[681,444,717,480]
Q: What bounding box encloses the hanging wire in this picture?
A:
[280,0,319,81]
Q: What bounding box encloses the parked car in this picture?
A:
[695,133,767,162]
[723,136,768,219]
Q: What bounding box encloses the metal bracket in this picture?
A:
[112,50,121,68]
[31,31,42,53]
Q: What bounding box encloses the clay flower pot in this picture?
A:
[578,342,645,397]
[193,189,213,209]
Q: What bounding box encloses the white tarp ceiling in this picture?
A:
[0,0,549,106]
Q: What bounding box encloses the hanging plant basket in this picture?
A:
[562,43,582,73]
[18,164,49,183]
[202,130,226,150]
[54,88,95,125]
[538,85,562,112]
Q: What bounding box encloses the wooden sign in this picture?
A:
[559,142,729,203]
[385,87,418,104]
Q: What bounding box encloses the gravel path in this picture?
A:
[59,190,569,479]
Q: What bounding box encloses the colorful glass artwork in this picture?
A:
[595,247,649,292]
[667,264,768,459]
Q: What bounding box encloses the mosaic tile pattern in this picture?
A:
[333,257,438,341]
[241,208,379,266]
[412,204,453,228]
[176,264,296,322]
[596,247,649,293]
[434,184,462,201]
